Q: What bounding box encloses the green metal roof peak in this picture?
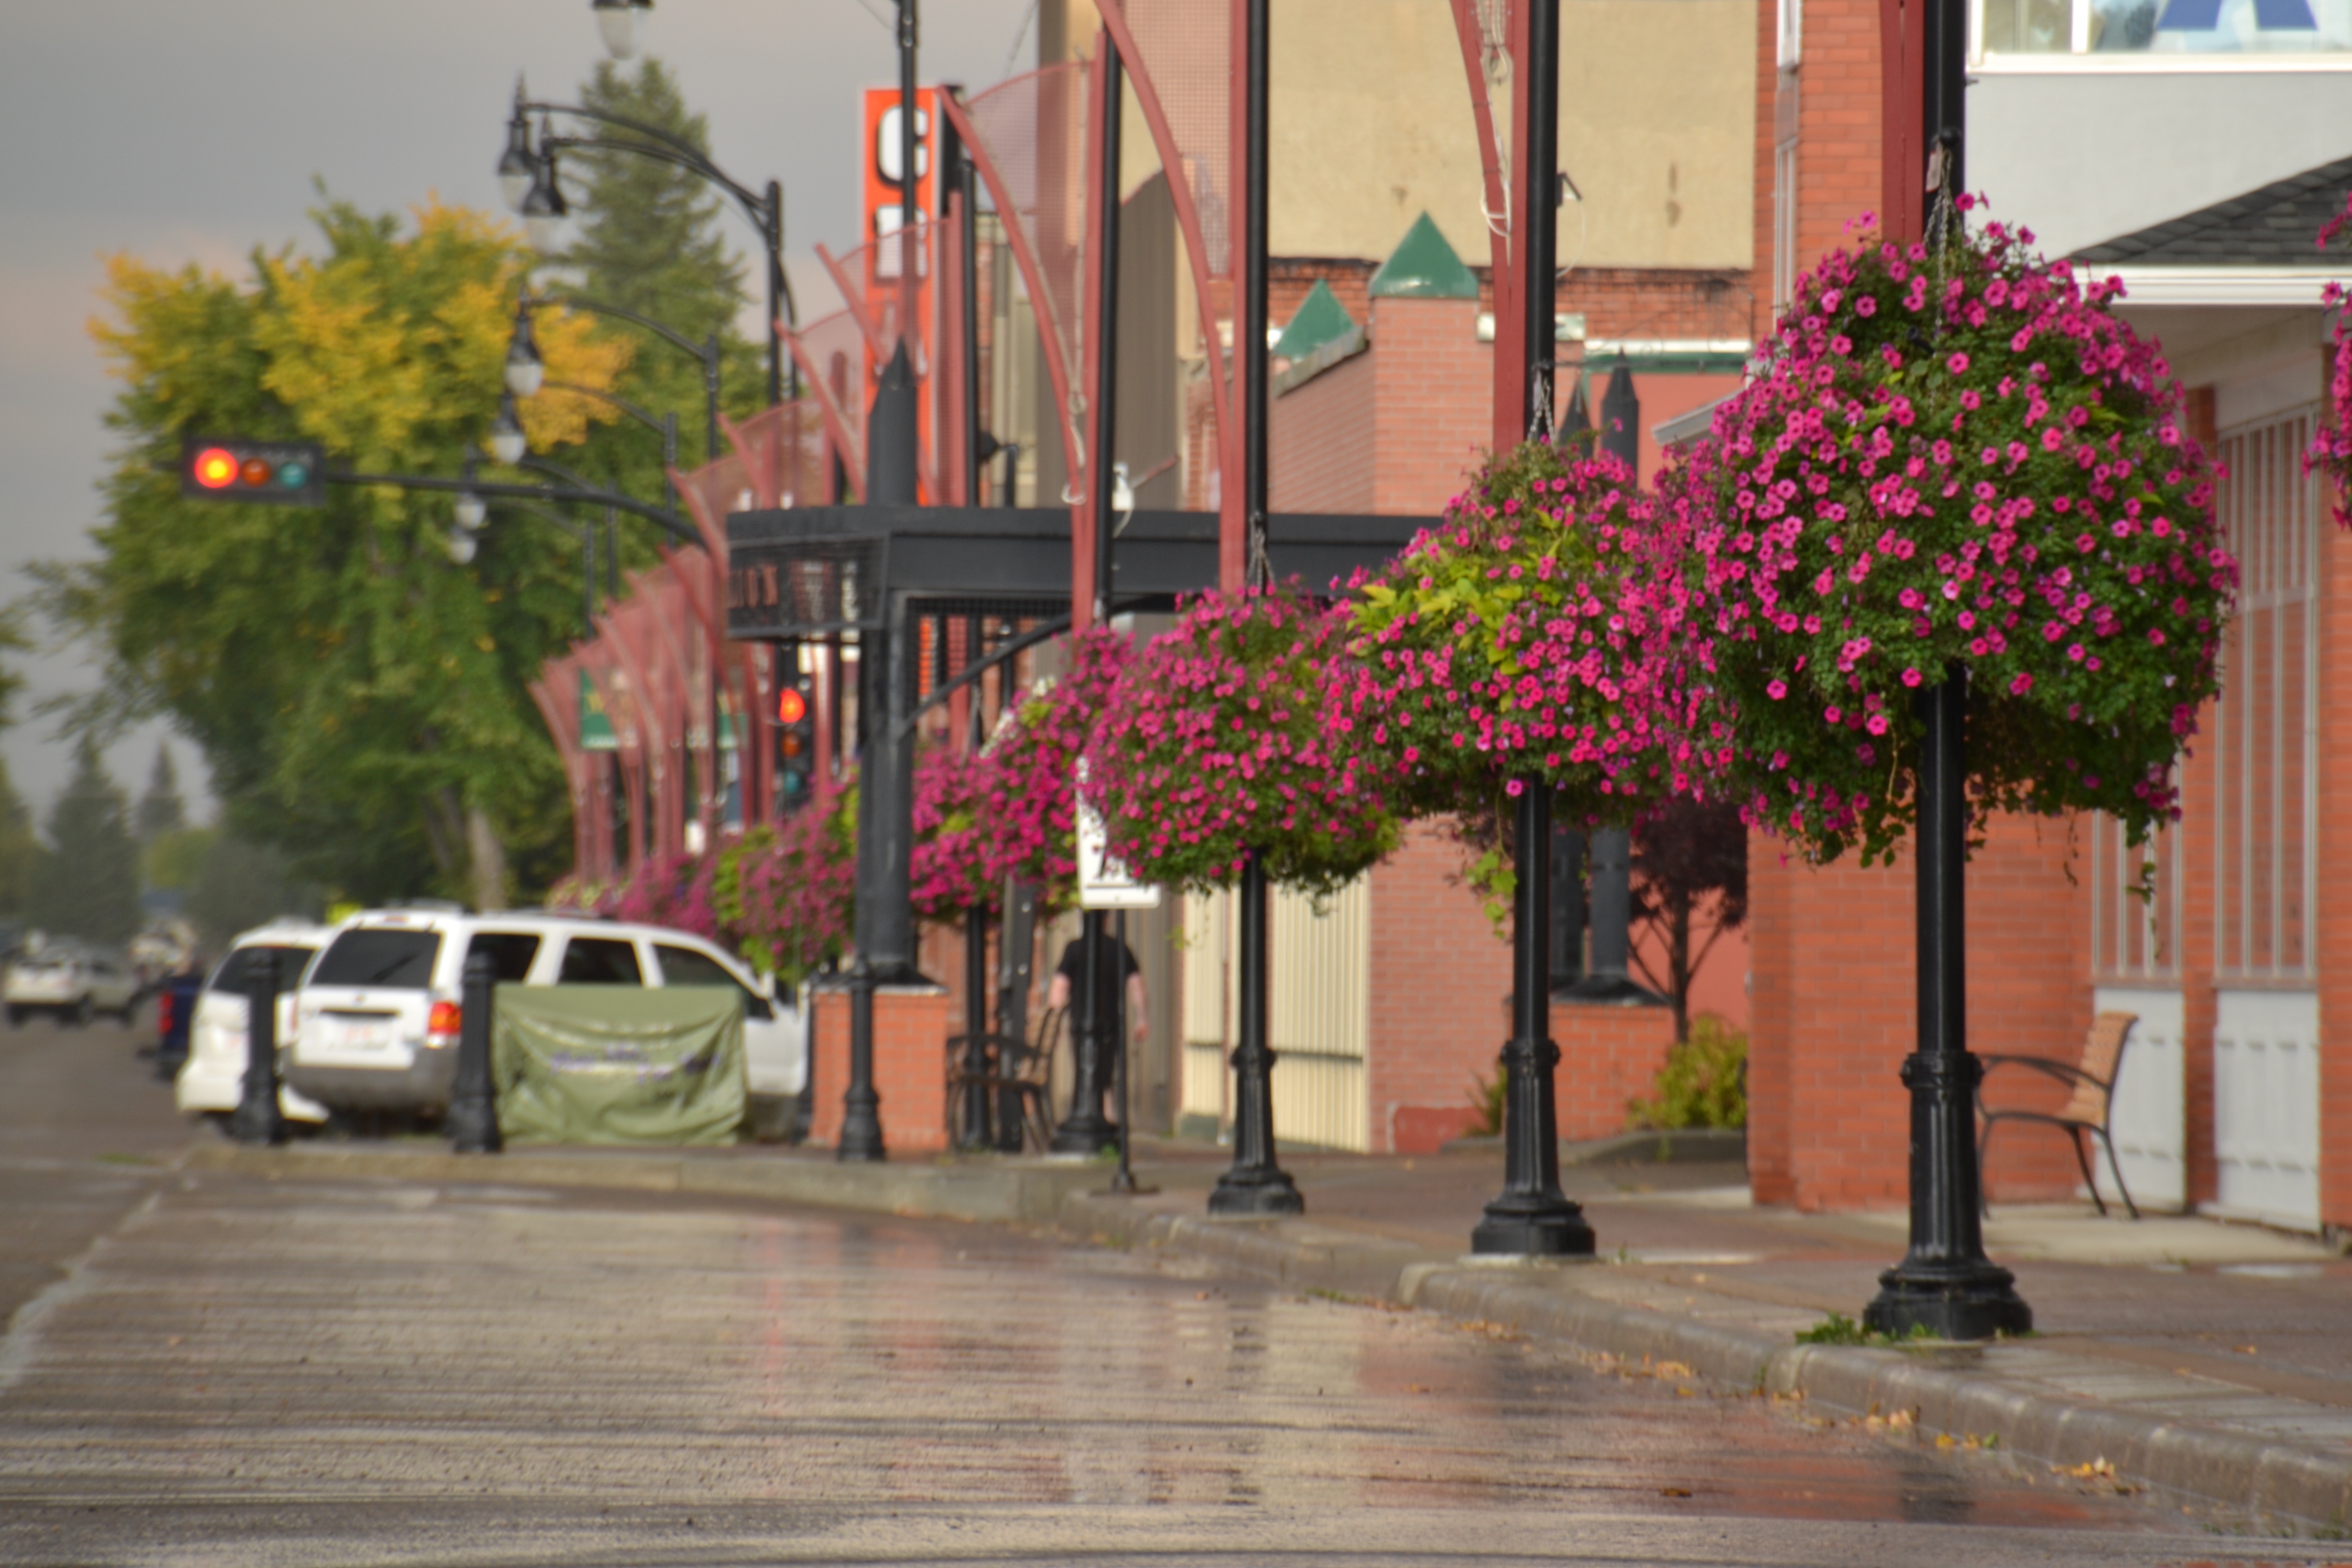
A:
[1273,280,1357,360]
[1369,213,1478,300]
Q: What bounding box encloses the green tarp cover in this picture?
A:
[493,984,744,1145]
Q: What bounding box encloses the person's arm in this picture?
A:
[1126,969,1148,1043]
[1046,972,1071,1012]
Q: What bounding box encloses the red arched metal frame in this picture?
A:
[1442,0,1519,451]
[781,321,869,501]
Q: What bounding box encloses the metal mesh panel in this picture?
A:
[739,536,889,634]
[1119,1,1233,277]
[802,309,870,488]
[963,63,1090,409]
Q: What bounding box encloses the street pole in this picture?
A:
[960,156,984,510]
[1051,36,1125,1158]
[1858,0,2031,1344]
[959,615,992,1150]
[898,0,920,361]
[1208,0,1300,1218]
[447,950,502,1154]
[230,949,285,1147]
[766,179,786,407]
[1474,0,1590,1257]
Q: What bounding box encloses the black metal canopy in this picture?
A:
[724,506,1434,641]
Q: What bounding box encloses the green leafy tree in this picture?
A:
[134,744,186,845]
[46,198,628,912]
[555,57,763,502]
[0,615,32,919]
[26,737,142,945]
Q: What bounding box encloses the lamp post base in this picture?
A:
[230,1094,284,1148]
[1208,1163,1303,1215]
[1864,1263,2032,1341]
[1472,1198,1595,1257]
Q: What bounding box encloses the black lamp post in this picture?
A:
[1206,0,1303,1218]
[1473,0,1592,1258]
[230,948,285,1147]
[1861,0,2031,1340]
[498,81,795,406]
[446,950,502,1154]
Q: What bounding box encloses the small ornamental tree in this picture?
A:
[1089,585,1398,899]
[1688,204,2237,864]
[971,628,1133,908]
[1341,442,1711,829]
[2309,186,2352,524]
[910,746,995,921]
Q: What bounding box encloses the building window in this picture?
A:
[2211,405,2319,982]
[1772,139,1799,315]
[1978,0,2352,54]
[1778,0,1803,66]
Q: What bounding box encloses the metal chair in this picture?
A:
[944,1006,1063,1154]
[1977,1011,2140,1220]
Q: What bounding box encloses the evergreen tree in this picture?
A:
[551,56,763,520]
[184,831,322,953]
[134,744,186,844]
[26,737,142,944]
[0,761,35,921]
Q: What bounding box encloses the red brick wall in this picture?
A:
[1747,815,2091,1210]
[1366,821,1511,1154]
[1269,349,1376,516]
[1552,1000,1679,1141]
[1369,295,1492,515]
[1751,0,1890,340]
[807,985,954,1155]
[2177,385,2222,1211]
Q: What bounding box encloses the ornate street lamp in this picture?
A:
[487,394,529,466]
[593,0,654,61]
[497,94,538,212]
[504,300,545,397]
[520,135,570,257]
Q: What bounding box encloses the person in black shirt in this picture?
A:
[1047,930,1147,1128]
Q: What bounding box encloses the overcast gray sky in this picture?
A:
[0,0,1035,825]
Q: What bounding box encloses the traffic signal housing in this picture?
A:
[180,437,327,507]
[773,674,818,814]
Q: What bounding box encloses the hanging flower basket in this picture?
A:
[711,785,857,989]
[604,850,722,943]
[1339,440,1709,826]
[1686,203,2237,865]
[911,745,995,921]
[1088,584,1398,898]
[969,627,1133,908]
[2308,186,2352,525]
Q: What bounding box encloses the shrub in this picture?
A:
[1627,1014,1747,1130]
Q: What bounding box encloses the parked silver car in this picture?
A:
[4,941,139,1027]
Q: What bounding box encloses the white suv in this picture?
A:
[175,920,338,1126]
[283,908,804,1131]
[4,942,139,1027]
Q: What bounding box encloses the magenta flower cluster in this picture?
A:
[1087,585,1397,897]
[1686,200,2236,864]
[601,850,721,942]
[713,787,857,987]
[2309,185,2352,527]
[942,627,1133,909]
[1338,443,1712,827]
[910,745,995,919]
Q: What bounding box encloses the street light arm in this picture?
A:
[542,379,669,439]
[538,127,767,227]
[331,468,700,549]
[529,293,718,375]
[521,99,765,211]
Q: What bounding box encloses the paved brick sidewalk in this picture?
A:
[186,1131,2352,1533]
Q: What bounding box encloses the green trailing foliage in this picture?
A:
[1627,1014,1748,1131]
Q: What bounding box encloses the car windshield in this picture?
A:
[310,929,442,990]
[208,945,318,995]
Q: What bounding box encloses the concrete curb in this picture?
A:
[181,1139,2352,1530]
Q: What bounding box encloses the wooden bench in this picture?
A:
[1977,1011,2140,1220]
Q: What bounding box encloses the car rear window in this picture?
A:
[558,937,642,985]
[209,945,317,994]
[311,929,442,990]
[465,932,543,983]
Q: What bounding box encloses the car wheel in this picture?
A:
[4,1007,21,1028]
[70,998,93,1028]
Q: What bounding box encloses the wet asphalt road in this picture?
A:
[0,1016,2297,1567]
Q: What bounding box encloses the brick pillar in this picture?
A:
[1745,831,1797,1204]
[2315,355,2352,1232]
[2178,385,2222,1211]
[808,982,955,1155]
[1368,295,1490,514]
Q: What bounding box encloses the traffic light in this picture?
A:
[773,674,818,813]
[180,436,327,507]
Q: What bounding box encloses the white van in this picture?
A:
[175,920,338,1125]
[283,908,804,1132]
[4,942,139,1027]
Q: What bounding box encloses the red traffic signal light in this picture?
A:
[776,687,808,726]
[179,436,327,507]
